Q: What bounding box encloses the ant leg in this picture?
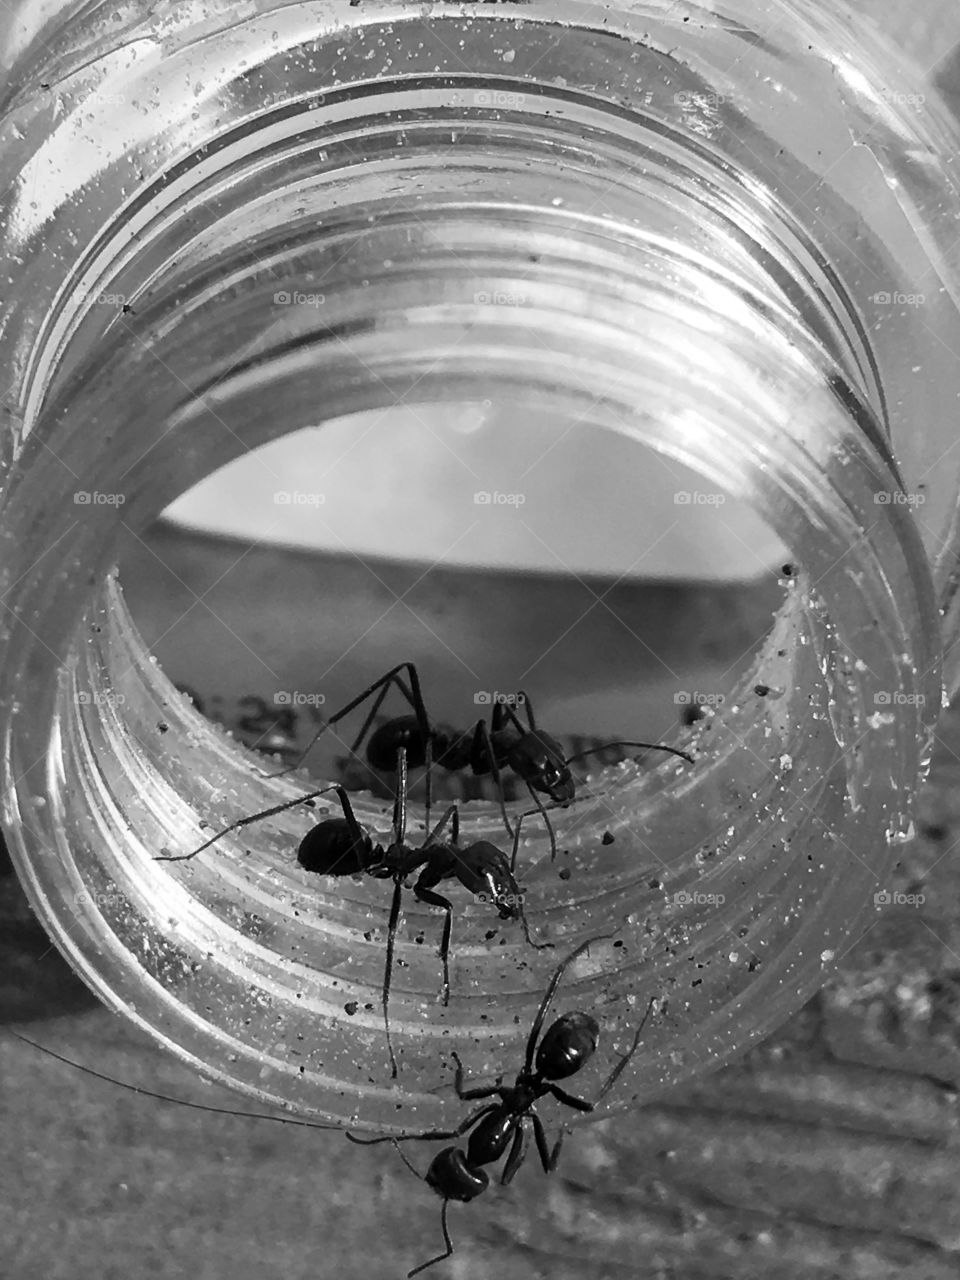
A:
[449,1051,501,1102]
[531,1111,564,1173]
[500,1121,528,1185]
[346,1101,500,1145]
[546,1084,593,1111]
[486,698,557,860]
[345,668,424,759]
[259,676,392,780]
[523,782,558,863]
[509,803,573,875]
[154,784,346,862]
[470,718,514,841]
[522,934,616,1074]
[507,819,554,953]
[382,874,405,1079]
[393,748,456,853]
[565,740,694,769]
[259,661,432,779]
[517,690,537,732]
[408,1198,454,1279]
[423,729,433,837]
[424,802,459,846]
[402,801,459,1007]
[391,747,409,845]
[518,900,555,953]
[508,809,527,877]
[488,696,507,736]
[497,695,530,737]
[413,884,454,1006]
[593,996,659,1104]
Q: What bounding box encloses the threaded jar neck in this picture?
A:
[0,1,953,1127]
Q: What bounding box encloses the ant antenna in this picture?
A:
[408,1199,454,1278]
[594,994,660,1104]
[155,784,342,861]
[565,741,694,767]
[9,1029,341,1132]
[391,1138,424,1181]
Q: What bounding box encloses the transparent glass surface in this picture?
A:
[0,0,955,1129]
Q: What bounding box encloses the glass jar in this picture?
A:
[2,0,960,1132]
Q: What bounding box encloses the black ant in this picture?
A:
[265,661,693,859]
[348,933,658,1277]
[155,747,553,1078]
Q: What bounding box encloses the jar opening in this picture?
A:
[0,4,947,1128]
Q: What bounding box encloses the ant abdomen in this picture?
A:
[366,716,430,771]
[536,1012,600,1080]
[297,819,371,876]
[425,1148,489,1202]
[366,717,467,773]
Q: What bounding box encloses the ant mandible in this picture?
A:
[155,746,553,1079]
[264,661,693,859]
[347,932,658,1277]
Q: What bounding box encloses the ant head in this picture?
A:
[540,754,575,804]
[523,731,574,803]
[474,862,524,920]
[496,897,523,922]
[425,1147,489,1202]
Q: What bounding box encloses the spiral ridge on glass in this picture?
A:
[0,0,955,1129]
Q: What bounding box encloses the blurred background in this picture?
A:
[114,405,788,799]
[162,403,785,577]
